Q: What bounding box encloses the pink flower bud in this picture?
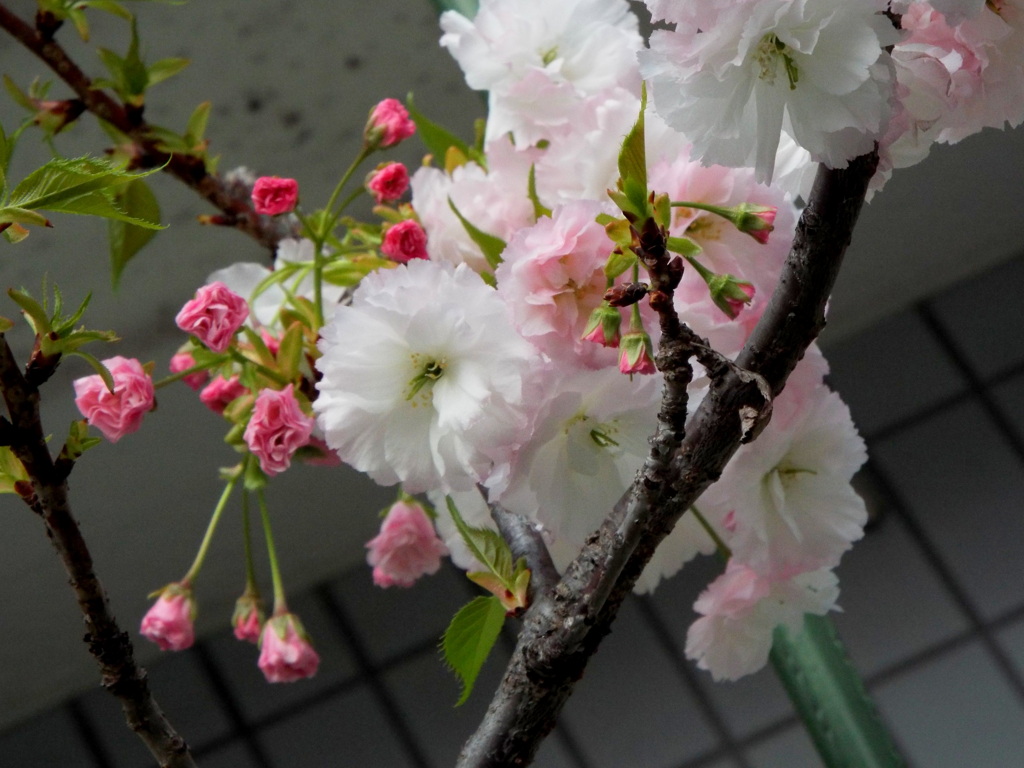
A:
[73,356,155,443]
[581,303,622,348]
[252,176,299,216]
[232,593,265,644]
[169,351,209,391]
[709,275,756,319]
[199,375,248,414]
[258,613,320,683]
[140,584,195,651]
[380,219,428,263]
[733,204,777,244]
[243,384,315,477]
[365,98,416,149]
[366,500,448,588]
[260,329,281,357]
[618,331,657,375]
[366,162,410,203]
[176,282,250,353]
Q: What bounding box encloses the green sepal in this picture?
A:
[242,452,268,491]
[406,94,482,166]
[447,197,506,271]
[440,595,506,706]
[771,614,908,768]
[240,326,277,368]
[57,419,102,464]
[109,177,161,287]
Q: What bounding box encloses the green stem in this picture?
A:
[241,490,258,592]
[226,348,289,386]
[689,505,731,560]
[152,362,216,390]
[256,487,287,614]
[183,468,242,583]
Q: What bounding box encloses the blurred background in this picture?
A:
[1,0,1024,765]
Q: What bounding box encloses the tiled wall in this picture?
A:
[5,254,1024,767]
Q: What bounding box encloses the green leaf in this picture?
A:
[7,288,52,335]
[185,100,212,144]
[66,351,116,392]
[147,57,190,87]
[447,197,506,271]
[109,178,161,287]
[616,82,647,201]
[0,446,29,494]
[275,323,305,381]
[445,496,513,582]
[441,595,505,706]
[6,156,163,229]
[666,236,702,258]
[771,614,908,768]
[57,420,102,464]
[406,94,475,164]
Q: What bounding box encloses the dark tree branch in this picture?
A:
[0,3,294,253]
[0,335,197,768]
[456,151,879,768]
[482,488,561,597]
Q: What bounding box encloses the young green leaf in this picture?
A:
[57,420,102,464]
[441,595,506,706]
[0,446,29,495]
[447,198,507,271]
[406,94,474,163]
[616,82,648,200]
[445,496,513,583]
[109,177,161,287]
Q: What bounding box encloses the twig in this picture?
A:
[455,151,879,768]
[0,3,293,252]
[0,334,197,768]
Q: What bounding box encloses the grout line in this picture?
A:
[190,642,277,768]
[852,333,1024,447]
[864,458,1024,709]
[917,302,1024,463]
[635,596,756,768]
[313,583,435,768]
[66,698,114,768]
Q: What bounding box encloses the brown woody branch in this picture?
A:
[0,335,197,768]
[0,3,292,252]
[456,151,879,767]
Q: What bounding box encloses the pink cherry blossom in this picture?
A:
[366,162,410,203]
[140,585,195,651]
[258,613,320,683]
[495,200,616,361]
[365,98,416,148]
[73,356,155,443]
[175,282,250,354]
[252,176,299,215]
[381,219,429,263]
[366,500,449,588]
[169,351,209,391]
[686,561,839,680]
[243,384,315,476]
[199,375,248,414]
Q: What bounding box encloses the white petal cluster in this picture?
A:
[640,0,899,182]
[314,260,541,493]
[441,0,642,144]
[686,561,839,681]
